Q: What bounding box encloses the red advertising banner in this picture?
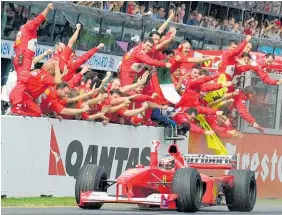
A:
[189,133,282,198]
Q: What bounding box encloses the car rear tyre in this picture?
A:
[75,164,107,209]
[172,168,202,213]
[225,169,256,212]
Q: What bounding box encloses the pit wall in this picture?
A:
[2,116,281,198]
[1,116,188,197]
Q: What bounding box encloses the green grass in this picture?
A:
[1,197,76,207]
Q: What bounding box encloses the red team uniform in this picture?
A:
[170,49,194,73]
[206,115,234,138]
[40,87,67,115]
[172,108,206,134]
[20,68,55,116]
[232,91,256,125]
[26,69,55,99]
[218,40,248,81]
[63,47,99,82]
[9,13,46,107]
[49,46,73,72]
[119,46,166,86]
[235,65,278,85]
[7,3,282,137]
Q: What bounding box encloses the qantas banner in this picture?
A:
[188,132,282,198]
[1,116,188,197]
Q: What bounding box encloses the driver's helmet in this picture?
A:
[158,155,175,170]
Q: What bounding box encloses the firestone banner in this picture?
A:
[189,133,282,198]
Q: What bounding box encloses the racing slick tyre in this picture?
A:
[75,164,108,210]
[172,168,202,213]
[225,169,256,212]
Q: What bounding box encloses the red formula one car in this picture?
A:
[75,138,256,213]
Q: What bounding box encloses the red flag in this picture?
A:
[149,73,168,104]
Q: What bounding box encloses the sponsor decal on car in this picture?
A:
[161,194,169,208]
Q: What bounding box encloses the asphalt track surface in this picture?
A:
[3,203,282,215]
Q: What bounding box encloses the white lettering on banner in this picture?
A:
[1,39,122,72]
[271,150,278,181]
[242,153,250,170]
[278,156,282,182]
[250,153,259,179]
[1,42,12,56]
[87,55,108,68]
[261,155,269,182]
[225,143,282,182]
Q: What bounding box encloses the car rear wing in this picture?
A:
[183,154,237,170]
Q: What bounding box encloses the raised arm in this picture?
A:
[234,97,256,125]
[201,81,232,92]
[71,43,104,72]
[107,102,128,113]
[87,112,108,121]
[32,49,52,64]
[256,68,281,86]
[123,102,148,117]
[229,35,251,58]
[120,71,149,93]
[189,74,219,90]
[156,32,175,51]
[65,76,108,103]
[86,93,108,106]
[67,24,82,48]
[157,13,175,34]
[60,107,88,115]
[27,3,53,31]
[53,60,62,84]
[187,56,214,63]
[136,51,167,68]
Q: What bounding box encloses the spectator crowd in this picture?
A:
[2,3,282,140]
[2,1,282,44]
[72,1,282,41]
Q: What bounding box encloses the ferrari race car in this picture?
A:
[75,139,256,213]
